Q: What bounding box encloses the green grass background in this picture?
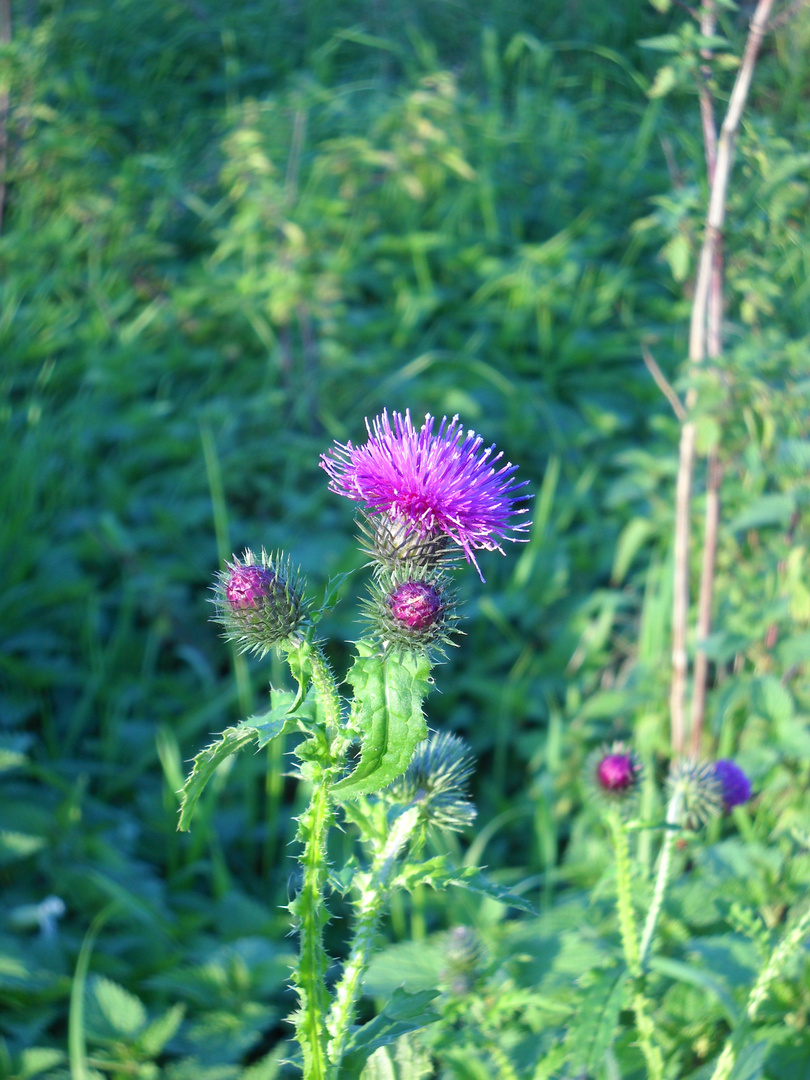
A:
[2,0,810,1075]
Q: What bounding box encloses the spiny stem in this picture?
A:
[639,789,683,969]
[632,990,665,1080]
[607,811,640,978]
[291,774,334,1080]
[326,806,421,1069]
[306,641,344,749]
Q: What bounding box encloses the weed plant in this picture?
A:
[1,0,809,1076]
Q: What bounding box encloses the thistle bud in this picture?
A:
[441,926,485,996]
[389,580,443,630]
[386,733,476,835]
[364,569,457,654]
[589,742,641,810]
[711,759,752,810]
[357,511,452,574]
[212,549,307,657]
[597,750,640,795]
[666,758,724,829]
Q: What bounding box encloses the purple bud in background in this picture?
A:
[712,759,752,810]
[388,580,443,631]
[596,751,639,794]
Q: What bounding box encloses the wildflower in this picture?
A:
[597,748,641,795]
[589,742,642,810]
[320,410,532,578]
[387,732,477,835]
[712,759,752,810]
[212,549,307,657]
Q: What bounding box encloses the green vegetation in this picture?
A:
[2,0,809,1076]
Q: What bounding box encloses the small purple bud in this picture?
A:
[712,759,752,810]
[597,752,638,794]
[388,581,443,631]
[226,564,276,609]
[212,549,307,657]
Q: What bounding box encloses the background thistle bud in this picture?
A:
[441,926,485,996]
[588,742,641,811]
[667,758,724,829]
[711,759,752,810]
[212,549,307,657]
[386,732,476,836]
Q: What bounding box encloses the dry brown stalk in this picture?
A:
[669,0,776,755]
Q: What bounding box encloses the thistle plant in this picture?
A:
[178,410,532,1079]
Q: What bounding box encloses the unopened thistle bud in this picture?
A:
[357,511,453,575]
[386,733,476,835]
[588,742,641,811]
[441,926,485,996]
[364,569,458,654]
[711,759,752,810]
[212,549,307,657]
[666,758,724,829]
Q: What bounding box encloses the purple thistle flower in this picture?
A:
[712,759,752,810]
[597,752,638,794]
[320,410,532,579]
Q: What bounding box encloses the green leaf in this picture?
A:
[647,956,739,1024]
[611,518,655,584]
[564,967,629,1073]
[391,855,537,913]
[728,1041,769,1080]
[638,34,682,52]
[16,1048,65,1080]
[178,689,306,829]
[333,643,430,799]
[250,689,314,748]
[338,989,441,1080]
[177,725,262,832]
[138,1002,186,1056]
[0,830,46,865]
[89,975,148,1038]
[727,493,795,533]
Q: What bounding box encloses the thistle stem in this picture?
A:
[607,811,640,978]
[291,773,334,1080]
[639,789,683,970]
[326,806,421,1070]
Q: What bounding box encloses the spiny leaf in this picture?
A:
[178,703,299,830]
[333,643,430,799]
[564,967,629,1073]
[338,989,441,1080]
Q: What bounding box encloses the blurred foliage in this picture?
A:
[1,0,809,1075]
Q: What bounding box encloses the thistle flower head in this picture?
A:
[597,748,641,795]
[667,758,724,829]
[711,759,752,810]
[587,741,641,812]
[320,410,532,579]
[386,732,476,835]
[211,549,308,657]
